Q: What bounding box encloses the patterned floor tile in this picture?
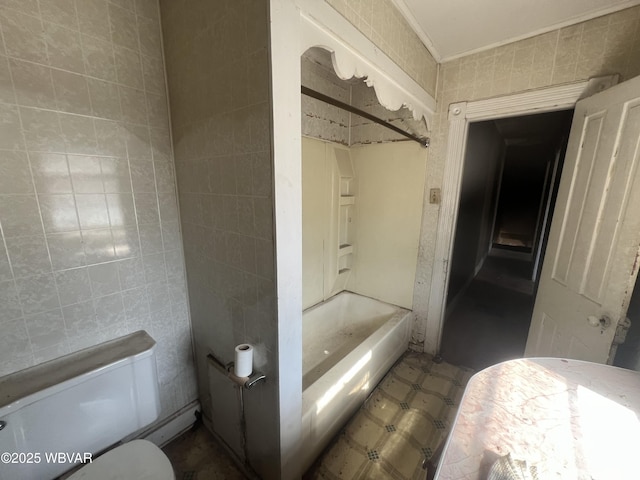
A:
[307,352,472,480]
[393,363,423,383]
[365,391,402,424]
[346,416,385,449]
[318,437,369,479]
[395,410,436,445]
[378,435,424,479]
[420,375,460,396]
[408,391,446,415]
[380,376,413,401]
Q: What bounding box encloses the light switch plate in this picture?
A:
[429,188,441,204]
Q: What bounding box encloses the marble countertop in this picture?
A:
[435,358,640,480]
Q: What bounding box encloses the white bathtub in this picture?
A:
[300,291,412,472]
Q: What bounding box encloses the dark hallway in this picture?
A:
[439,252,534,371]
[439,109,573,371]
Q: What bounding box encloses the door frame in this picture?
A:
[424,76,619,354]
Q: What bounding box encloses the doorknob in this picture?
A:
[588,315,611,328]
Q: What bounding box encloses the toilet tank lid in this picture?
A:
[0,331,155,411]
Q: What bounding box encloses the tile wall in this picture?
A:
[159,0,280,478]
[326,0,438,97]
[0,0,196,420]
[413,5,640,350]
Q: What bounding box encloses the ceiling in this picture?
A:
[393,0,640,61]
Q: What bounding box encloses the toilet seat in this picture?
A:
[67,439,175,480]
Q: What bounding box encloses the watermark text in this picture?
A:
[1,452,93,464]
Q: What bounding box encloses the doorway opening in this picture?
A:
[439,109,574,370]
[613,275,640,369]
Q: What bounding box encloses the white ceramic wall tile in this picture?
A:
[0,248,12,282]
[0,8,48,64]
[94,292,125,328]
[9,58,57,109]
[54,267,92,306]
[38,194,79,232]
[0,279,22,322]
[0,105,25,150]
[15,273,60,315]
[0,151,33,194]
[46,231,85,270]
[0,56,15,104]
[44,22,85,73]
[5,235,52,277]
[68,155,102,192]
[40,0,78,30]
[113,225,140,258]
[114,46,144,90]
[24,309,67,351]
[0,0,194,424]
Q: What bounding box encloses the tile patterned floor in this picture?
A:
[305,352,473,480]
[162,352,473,480]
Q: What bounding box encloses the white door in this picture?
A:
[526,75,640,363]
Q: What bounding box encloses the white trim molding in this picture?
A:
[464,77,619,120]
[270,2,439,477]
[423,77,618,355]
[423,101,468,354]
[298,0,436,127]
[132,401,200,447]
[271,1,304,478]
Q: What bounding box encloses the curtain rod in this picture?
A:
[301,86,429,148]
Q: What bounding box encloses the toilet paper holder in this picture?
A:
[207,354,266,390]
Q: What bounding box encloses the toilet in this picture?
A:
[0,331,175,480]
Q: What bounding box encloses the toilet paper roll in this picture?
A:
[234,344,253,378]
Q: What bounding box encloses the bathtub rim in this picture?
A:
[302,290,406,317]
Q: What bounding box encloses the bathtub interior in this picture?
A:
[302,292,399,388]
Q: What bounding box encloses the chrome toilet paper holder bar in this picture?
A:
[207,354,266,390]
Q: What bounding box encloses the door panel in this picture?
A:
[552,112,605,287]
[526,75,640,364]
[584,100,640,301]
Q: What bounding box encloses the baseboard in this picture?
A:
[141,400,201,447]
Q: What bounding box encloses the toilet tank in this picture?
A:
[0,331,161,480]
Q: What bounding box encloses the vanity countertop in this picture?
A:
[435,358,640,480]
